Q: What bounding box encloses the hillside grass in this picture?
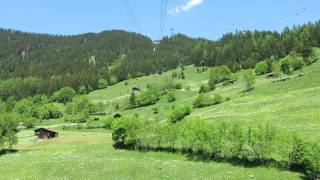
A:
[0,129,303,180]
[86,51,320,141]
[4,49,319,179]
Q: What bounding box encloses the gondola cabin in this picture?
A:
[34,128,58,139]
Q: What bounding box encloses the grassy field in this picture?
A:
[1,50,320,179]
[86,49,320,140]
[0,129,303,180]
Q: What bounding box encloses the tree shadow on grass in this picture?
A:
[121,146,308,178]
[0,149,18,156]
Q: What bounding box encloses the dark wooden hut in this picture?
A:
[113,113,122,119]
[131,86,140,94]
[34,128,58,139]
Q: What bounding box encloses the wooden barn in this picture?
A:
[34,128,58,139]
[131,86,140,94]
[113,113,122,119]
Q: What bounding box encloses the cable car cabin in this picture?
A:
[34,128,58,139]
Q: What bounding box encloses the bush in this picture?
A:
[304,143,320,179]
[136,89,159,107]
[98,79,108,89]
[209,65,232,83]
[101,116,114,129]
[50,87,76,104]
[175,83,182,89]
[199,84,210,94]
[23,117,38,129]
[64,112,89,123]
[167,91,176,102]
[208,79,216,91]
[86,118,106,129]
[242,69,256,91]
[255,61,269,75]
[168,105,191,123]
[289,139,320,179]
[38,104,63,120]
[78,85,87,94]
[111,118,278,165]
[279,57,293,76]
[289,137,306,170]
[0,113,19,149]
[193,93,223,108]
[111,117,142,148]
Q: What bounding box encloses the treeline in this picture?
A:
[111,118,320,179]
[1,21,320,100]
[191,21,320,70]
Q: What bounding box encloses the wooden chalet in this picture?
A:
[34,128,58,139]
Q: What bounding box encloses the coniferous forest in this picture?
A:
[1,21,320,100]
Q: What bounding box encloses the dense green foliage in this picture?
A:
[242,69,256,91]
[50,87,76,104]
[193,93,223,108]
[255,61,269,75]
[0,113,18,150]
[168,105,191,123]
[289,138,320,179]
[1,21,320,100]
[167,91,176,102]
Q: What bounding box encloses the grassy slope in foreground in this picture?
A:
[0,129,302,180]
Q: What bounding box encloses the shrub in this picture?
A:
[109,76,118,85]
[38,104,63,120]
[0,113,19,149]
[304,143,320,179]
[290,55,305,71]
[101,116,114,129]
[167,91,176,102]
[213,93,223,104]
[64,112,89,123]
[98,78,108,89]
[168,105,191,123]
[209,65,232,83]
[175,83,182,89]
[111,117,142,148]
[86,118,104,129]
[289,137,306,170]
[78,85,87,94]
[208,79,216,91]
[242,69,256,91]
[193,93,223,108]
[50,87,76,104]
[289,139,320,179]
[199,84,210,94]
[136,89,159,107]
[23,117,38,129]
[279,57,293,76]
[255,61,269,75]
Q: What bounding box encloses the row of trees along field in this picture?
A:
[111,117,320,179]
[1,21,320,100]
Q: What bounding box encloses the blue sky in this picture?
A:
[1,0,320,40]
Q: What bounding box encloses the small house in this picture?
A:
[113,113,122,119]
[34,128,58,139]
[131,86,140,94]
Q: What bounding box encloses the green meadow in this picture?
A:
[0,129,302,180]
[1,50,320,179]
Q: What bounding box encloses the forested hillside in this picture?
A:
[0,21,320,100]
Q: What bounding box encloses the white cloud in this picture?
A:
[169,0,204,15]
